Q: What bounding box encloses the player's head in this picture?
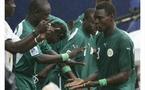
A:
[83,8,96,35]
[46,21,67,44]
[94,2,116,32]
[27,0,51,26]
[5,0,16,17]
[96,0,112,5]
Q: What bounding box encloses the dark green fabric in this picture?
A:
[35,15,69,90]
[74,13,84,28]
[44,28,86,90]
[95,27,136,90]
[75,14,98,90]
[14,20,44,90]
[15,73,36,90]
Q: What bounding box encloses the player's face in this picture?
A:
[83,13,96,35]
[94,9,111,32]
[46,25,65,44]
[33,3,51,25]
[5,0,16,17]
[46,32,59,43]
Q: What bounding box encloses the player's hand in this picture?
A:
[36,19,53,34]
[67,81,96,90]
[68,48,84,58]
[65,78,85,88]
[36,20,48,33]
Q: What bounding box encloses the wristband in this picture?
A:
[61,53,69,61]
[98,78,107,86]
[62,65,72,73]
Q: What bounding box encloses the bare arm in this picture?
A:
[37,49,83,79]
[84,70,130,87]
[106,70,131,85]
[5,20,51,54]
[5,33,40,53]
[66,70,131,90]
[37,63,56,79]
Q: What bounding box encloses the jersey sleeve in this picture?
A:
[118,36,134,71]
[5,21,20,41]
[38,40,52,54]
[29,45,42,57]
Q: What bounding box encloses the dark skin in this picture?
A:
[65,8,131,90]
[5,0,16,17]
[81,0,112,36]
[94,9,115,37]
[25,0,81,80]
[37,50,80,80]
[64,1,113,90]
[37,24,84,80]
[83,8,96,36]
[5,0,50,54]
[32,23,84,64]
[39,0,114,88]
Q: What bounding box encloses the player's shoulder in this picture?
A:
[116,28,133,44]
[48,15,66,24]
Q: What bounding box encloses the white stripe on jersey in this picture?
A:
[16,53,23,64]
[14,20,25,37]
[68,28,78,41]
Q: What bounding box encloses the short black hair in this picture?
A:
[84,8,96,20]
[27,0,50,16]
[96,2,116,16]
[27,0,40,16]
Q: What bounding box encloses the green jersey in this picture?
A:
[95,27,136,90]
[81,34,98,79]
[35,15,70,90]
[60,27,86,76]
[43,27,86,90]
[14,19,46,90]
[75,14,98,90]
[78,26,98,90]
[74,13,84,28]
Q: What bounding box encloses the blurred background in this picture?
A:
[6,0,140,32]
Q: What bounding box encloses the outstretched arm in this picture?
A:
[66,70,131,90]
[5,20,51,54]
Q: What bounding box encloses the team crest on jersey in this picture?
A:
[107,48,113,57]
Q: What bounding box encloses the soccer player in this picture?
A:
[74,0,112,29]
[66,2,136,90]
[13,0,83,90]
[74,0,112,79]
[5,0,51,72]
[79,8,98,90]
[5,0,53,89]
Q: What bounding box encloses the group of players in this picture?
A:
[5,0,137,90]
